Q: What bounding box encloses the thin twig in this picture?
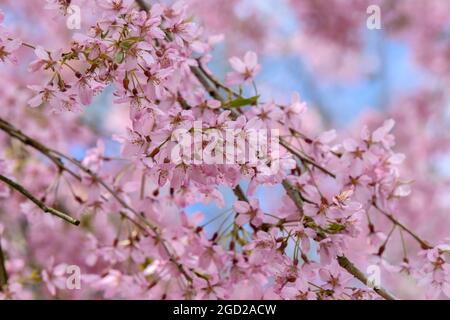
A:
[372,201,432,249]
[282,180,304,216]
[0,174,80,226]
[279,139,336,178]
[0,118,81,181]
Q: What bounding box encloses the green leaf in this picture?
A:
[225,95,259,109]
[125,36,144,42]
[326,223,346,234]
[114,50,125,64]
[119,37,144,50]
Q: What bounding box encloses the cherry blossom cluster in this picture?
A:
[0,0,448,300]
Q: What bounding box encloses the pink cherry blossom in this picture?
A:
[226,51,261,85]
[233,199,265,227]
[0,37,20,64]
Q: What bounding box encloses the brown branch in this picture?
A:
[190,66,225,103]
[0,116,147,229]
[0,241,7,291]
[233,185,248,202]
[0,118,81,181]
[197,61,240,98]
[135,0,149,11]
[0,174,80,226]
[337,256,396,300]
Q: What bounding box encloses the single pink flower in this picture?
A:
[233,199,264,227]
[226,51,261,85]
